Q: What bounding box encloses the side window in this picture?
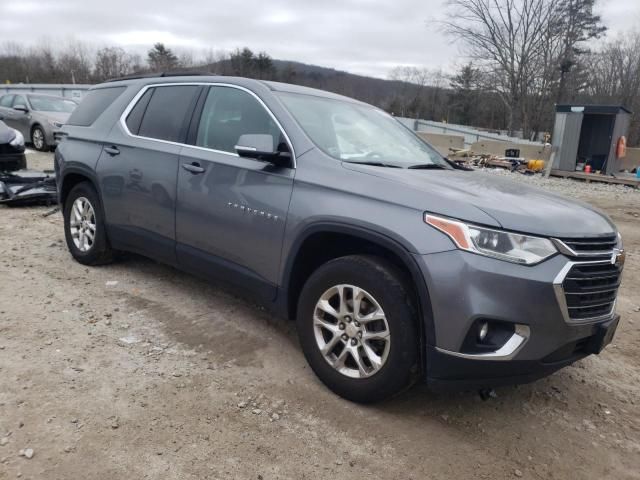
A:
[12,95,27,108]
[125,88,153,135]
[67,87,126,126]
[195,86,286,154]
[137,86,199,142]
[0,95,14,108]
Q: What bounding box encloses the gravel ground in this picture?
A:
[1,153,639,479]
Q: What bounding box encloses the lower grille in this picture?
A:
[562,262,621,321]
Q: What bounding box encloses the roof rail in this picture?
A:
[104,71,217,83]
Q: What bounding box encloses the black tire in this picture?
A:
[31,125,48,152]
[297,255,419,403]
[63,182,114,265]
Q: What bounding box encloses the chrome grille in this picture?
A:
[561,262,621,321]
[555,235,617,258]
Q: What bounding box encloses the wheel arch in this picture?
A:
[280,222,435,370]
[59,167,101,208]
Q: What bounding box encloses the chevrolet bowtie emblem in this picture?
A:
[612,249,625,268]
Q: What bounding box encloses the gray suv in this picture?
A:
[55,75,624,402]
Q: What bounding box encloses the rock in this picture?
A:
[105,281,118,287]
[119,336,140,345]
[335,460,343,466]
[110,419,119,429]
[237,401,248,409]
[19,448,34,459]
[252,409,262,415]
[0,437,8,446]
[63,446,73,453]
[271,413,280,421]
[514,469,523,477]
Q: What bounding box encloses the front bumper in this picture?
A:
[414,250,620,390]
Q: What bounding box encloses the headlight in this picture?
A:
[48,119,63,128]
[9,129,24,148]
[425,214,557,265]
[616,232,623,251]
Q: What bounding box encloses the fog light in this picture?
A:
[478,322,489,342]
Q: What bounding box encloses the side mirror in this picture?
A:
[13,105,28,113]
[235,134,291,167]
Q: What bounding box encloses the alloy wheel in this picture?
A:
[69,196,97,252]
[32,128,44,150]
[313,284,391,379]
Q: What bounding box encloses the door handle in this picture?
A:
[104,146,120,156]
[182,162,205,174]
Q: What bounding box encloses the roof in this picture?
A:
[98,73,363,103]
[555,104,633,115]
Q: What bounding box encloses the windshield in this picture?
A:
[28,95,77,113]
[277,92,449,168]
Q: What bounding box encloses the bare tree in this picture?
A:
[445,0,561,136]
[585,32,640,144]
[94,47,134,81]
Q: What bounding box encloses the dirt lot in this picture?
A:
[1,153,639,480]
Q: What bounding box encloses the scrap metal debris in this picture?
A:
[0,170,57,207]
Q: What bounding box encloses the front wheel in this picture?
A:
[297,255,419,403]
[31,126,48,151]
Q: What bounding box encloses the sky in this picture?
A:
[1,0,639,79]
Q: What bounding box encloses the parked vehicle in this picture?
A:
[0,93,77,151]
[55,75,624,402]
[0,119,26,171]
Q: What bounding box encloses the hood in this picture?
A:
[33,111,71,124]
[342,163,615,238]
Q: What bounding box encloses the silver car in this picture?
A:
[0,93,77,151]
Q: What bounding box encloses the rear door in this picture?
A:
[0,95,18,130]
[0,95,14,123]
[175,85,295,300]
[97,84,202,264]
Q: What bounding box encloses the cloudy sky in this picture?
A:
[1,0,639,78]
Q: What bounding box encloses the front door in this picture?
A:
[176,85,295,300]
[9,95,31,138]
[97,84,201,264]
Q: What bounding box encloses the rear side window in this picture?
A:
[137,86,199,142]
[67,87,126,126]
[0,95,14,107]
[125,89,153,135]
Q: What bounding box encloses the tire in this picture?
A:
[63,182,114,265]
[31,125,48,152]
[297,255,419,403]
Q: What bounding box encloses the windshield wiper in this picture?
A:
[407,164,447,170]
[345,161,402,168]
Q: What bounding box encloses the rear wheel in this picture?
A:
[297,255,418,403]
[31,126,48,151]
[63,182,114,265]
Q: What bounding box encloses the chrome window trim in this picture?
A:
[118,82,297,167]
[436,325,530,361]
[553,259,618,325]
